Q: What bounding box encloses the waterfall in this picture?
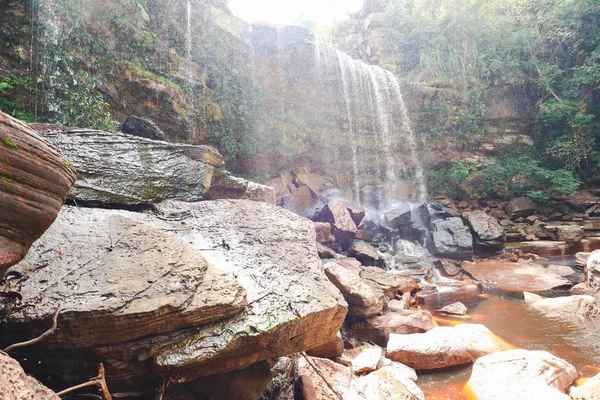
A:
[186,0,192,59]
[251,26,427,210]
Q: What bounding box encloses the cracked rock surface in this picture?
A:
[2,200,347,391]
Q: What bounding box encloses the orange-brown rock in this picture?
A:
[0,351,59,399]
[307,332,344,358]
[0,111,76,276]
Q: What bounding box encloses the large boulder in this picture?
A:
[3,201,347,390]
[43,130,223,205]
[530,295,600,319]
[504,197,537,219]
[0,351,59,399]
[431,217,474,260]
[121,115,166,141]
[464,349,578,400]
[570,372,600,400]
[351,309,438,347]
[324,262,384,317]
[384,204,412,229]
[463,211,504,250]
[316,199,358,249]
[386,324,511,370]
[349,239,380,266]
[462,260,573,292]
[0,112,77,276]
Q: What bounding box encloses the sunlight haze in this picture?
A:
[228,0,365,26]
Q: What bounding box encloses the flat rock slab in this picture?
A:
[530,295,600,319]
[5,208,247,348]
[464,349,578,400]
[462,260,573,292]
[3,201,347,389]
[44,130,223,205]
[387,324,511,370]
[0,351,59,399]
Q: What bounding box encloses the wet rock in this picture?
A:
[586,250,600,293]
[462,260,572,292]
[347,204,366,226]
[307,332,344,358]
[296,356,424,400]
[544,225,586,243]
[282,186,315,215]
[353,363,425,399]
[337,344,384,373]
[356,229,374,242]
[426,202,460,220]
[351,309,438,347]
[570,371,600,400]
[439,302,467,315]
[44,130,222,205]
[324,262,384,317]
[581,237,600,253]
[523,291,545,304]
[385,204,412,229]
[317,199,358,249]
[204,169,276,204]
[508,241,569,257]
[4,209,247,348]
[295,172,328,196]
[121,115,166,141]
[165,360,272,400]
[431,217,473,260]
[349,239,380,266]
[464,349,578,400]
[434,259,463,277]
[314,222,331,244]
[386,324,511,370]
[547,264,577,278]
[504,197,537,219]
[530,295,600,319]
[0,112,77,276]
[317,242,339,259]
[337,257,363,273]
[0,351,59,399]
[464,211,505,251]
[359,267,419,302]
[4,201,347,389]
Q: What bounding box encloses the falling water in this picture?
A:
[186,0,192,59]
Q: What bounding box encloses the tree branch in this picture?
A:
[3,306,60,352]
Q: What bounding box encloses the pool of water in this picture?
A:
[416,289,600,399]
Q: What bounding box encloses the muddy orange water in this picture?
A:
[417,289,600,399]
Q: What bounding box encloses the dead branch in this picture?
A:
[3,305,60,352]
[301,353,343,400]
[57,363,112,400]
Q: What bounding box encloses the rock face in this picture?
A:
[43,130,223,205]
[530,295,600,319]
[504,197,537,219]
[317,199,358,249]
[3,201,347,390]
[121,115,166,141]
[386,324,511,370]
[464,211,504,250]
[431,217,474,260]
[570,372,600,400]
[462,260,573,292]
[464,349,578,400]
[0,111,77,276]
[0,351,60,399]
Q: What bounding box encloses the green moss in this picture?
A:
[2,139,19,148]
[64,158,72,166]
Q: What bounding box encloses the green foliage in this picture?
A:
[427,159,476,197]
[0,74,37,121]
[480,151,580,201]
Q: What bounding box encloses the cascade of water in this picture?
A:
[308,36,427,210]
[186,0,192,59]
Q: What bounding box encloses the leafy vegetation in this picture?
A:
[384,0,600,187]
[426,159,476,197]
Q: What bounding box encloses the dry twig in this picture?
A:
[3,305,61,352]
[57,363,112,400]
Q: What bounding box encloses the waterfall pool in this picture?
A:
[416,289,600,399]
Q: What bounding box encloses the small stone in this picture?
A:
[438,302,467,315]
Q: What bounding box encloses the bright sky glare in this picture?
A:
[228,0,365,27]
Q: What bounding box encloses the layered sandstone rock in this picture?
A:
[0,111,76,276]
